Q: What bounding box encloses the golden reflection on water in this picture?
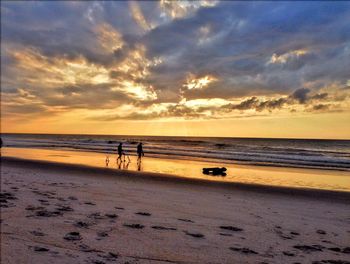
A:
[2,147,350,192]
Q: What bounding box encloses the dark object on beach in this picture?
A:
[184,231,204,238]
[229,247,258,254]
[220,226,243,232]
[135,212,151,216]
[64,231,82,241]
[123,223,144,229]
[202,167,227,176]
[317,229,327,235]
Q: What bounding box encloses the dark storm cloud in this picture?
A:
[221,88,332,113]
[1,1,350,117]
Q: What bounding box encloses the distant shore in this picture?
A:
[1,157,350,263]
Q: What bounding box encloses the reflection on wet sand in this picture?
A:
[2,147,350,192]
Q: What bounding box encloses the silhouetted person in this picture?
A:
[137,142,144,162]
[117,143,123,161]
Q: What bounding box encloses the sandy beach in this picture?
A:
[1,157,350,264]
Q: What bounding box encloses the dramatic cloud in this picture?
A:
[1,1,350,123]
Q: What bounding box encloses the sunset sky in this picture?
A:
[1,1,350,139]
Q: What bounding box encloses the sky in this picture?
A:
[1,1,350,139]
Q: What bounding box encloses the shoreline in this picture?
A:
[2,156,350,203]
[2,147,350,193]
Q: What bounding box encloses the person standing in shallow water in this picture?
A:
[137,142,144,162]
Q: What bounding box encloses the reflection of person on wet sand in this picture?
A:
[123,160,130,169]
[116,158,130,170]
[137,160,142,171]
[117,159,122,169]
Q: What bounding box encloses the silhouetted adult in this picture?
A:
[117,143,123,161]
[137,142,144,161]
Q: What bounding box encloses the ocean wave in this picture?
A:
[2,134,350,171]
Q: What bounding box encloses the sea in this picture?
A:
[2,133,350,171]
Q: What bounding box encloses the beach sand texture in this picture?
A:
[1,159,350,264]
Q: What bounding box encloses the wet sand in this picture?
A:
[3,147,350,192]
[1,157,350,264]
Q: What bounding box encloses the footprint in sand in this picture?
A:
[135,212,151,216]
[178,218,194,223]
[88,212,105,220]
[219,233,233,237]
[96,231,109,239]
[312,260,350,264]
[123,223,145,229]
[35,209,63,217]
[328,247,350,254]
[105,213,118,219]
[30,230,45,237]
[151,226,177,231]
[79,244,102,253]
[293,244,324,253]
[64,232,82,241]
[229,247,258,254]
[0,192,17,208]
[84,202,96,206]
[74,221,90,228]
[282,251,295,256]
[67,196,78,201]
[220,226,243,232]
[31,246,50,252]
[56,205,74,212]
[184,231,205,238]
